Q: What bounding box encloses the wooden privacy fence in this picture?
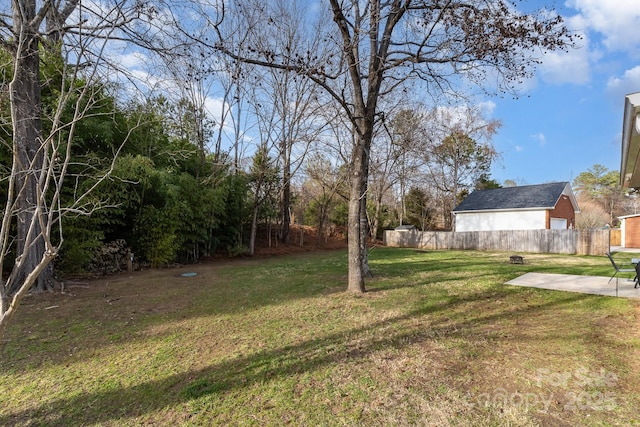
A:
[383,229,610,256]
[610,229,621,246]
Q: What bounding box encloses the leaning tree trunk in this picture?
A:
[8,11,53,294]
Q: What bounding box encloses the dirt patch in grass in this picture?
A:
[217,224,348,259]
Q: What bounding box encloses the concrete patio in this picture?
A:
[506,272,640,299]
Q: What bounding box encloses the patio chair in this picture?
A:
[606,252,636,284]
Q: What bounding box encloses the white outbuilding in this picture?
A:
[452,182,580,232]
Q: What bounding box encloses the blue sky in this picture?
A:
[487,0,640,186]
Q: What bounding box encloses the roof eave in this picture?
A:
[618,213,640,220]
[620,92,640,189]
[453,207,554,214]
[560,182,581,214]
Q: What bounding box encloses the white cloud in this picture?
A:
[535,2,640,86]
[538,48,590,85]
[430,103,498,131]
[117,52,148,69]
[205,97,226,122]
[565,0,640,53]
[530,132,547,146]
[538,15,591,85]
[205,96,236,136]
[515,145,525,152]
[478,100,497,116]
[606,66,640,99]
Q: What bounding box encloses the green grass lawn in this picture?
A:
[1,248,640,426]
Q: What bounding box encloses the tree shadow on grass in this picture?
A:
[0,252,349,366]
[1,248,615,377]
[0,288,593,426]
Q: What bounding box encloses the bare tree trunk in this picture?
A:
[9,6,52,294]
[371,195,381,241]
[316,213,325,246]
[347,194,365,292]
[249,201,259,256]
[360,192,372,277]
[248,172,264,256]
[359,146,372,278]
[281,154,291,243]
[347,136,368,293]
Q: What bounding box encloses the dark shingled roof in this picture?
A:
[453,182,570,212]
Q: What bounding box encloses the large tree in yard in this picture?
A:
[212,0,576,293]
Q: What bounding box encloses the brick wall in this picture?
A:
[547,195,576,229]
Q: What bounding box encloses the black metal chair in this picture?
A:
[606,252,635,284]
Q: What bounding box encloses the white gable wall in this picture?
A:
[454,210,546,232]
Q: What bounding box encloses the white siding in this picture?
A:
[454,210,546,232]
